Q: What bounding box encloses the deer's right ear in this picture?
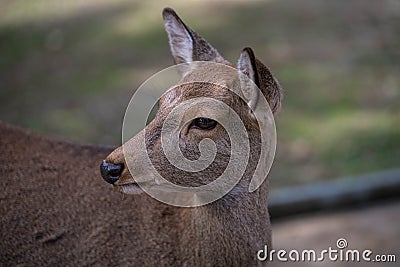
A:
[162,7,229,65]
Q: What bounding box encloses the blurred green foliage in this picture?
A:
[1,0,399,188]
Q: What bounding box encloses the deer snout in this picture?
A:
[100,160,124,184]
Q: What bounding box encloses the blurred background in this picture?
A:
[1,0,399,189]
[1,0,399,265]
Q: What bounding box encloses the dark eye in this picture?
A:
[190,118,217,130]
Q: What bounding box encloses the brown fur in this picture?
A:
[105,8,282,266]
[0,8,281,266]
[0,122,269,266]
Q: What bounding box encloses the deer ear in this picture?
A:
[237,47,282,114]
[237,47,260,111]
[162,8,229,65]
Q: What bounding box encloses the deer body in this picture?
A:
[0,123,269,266]
[1,8,281,266]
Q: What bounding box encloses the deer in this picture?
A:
[0,7,281,266]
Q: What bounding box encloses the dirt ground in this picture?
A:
[270,200,400,266]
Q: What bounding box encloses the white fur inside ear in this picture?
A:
[237,51,259,110]
[238,51,255,82]
[164,16,193,63]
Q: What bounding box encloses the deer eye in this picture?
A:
[190,118,217,130]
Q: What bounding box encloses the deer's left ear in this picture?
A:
[237,47,260,111]
[237,47,282,114]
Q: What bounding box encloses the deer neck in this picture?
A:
[176,181,270,264]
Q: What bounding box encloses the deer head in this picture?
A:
[100,7,282,206]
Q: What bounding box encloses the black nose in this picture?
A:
[100,160,124,184]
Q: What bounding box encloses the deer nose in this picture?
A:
[100,160,124,184]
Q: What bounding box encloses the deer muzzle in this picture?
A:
[100,160,124,184]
